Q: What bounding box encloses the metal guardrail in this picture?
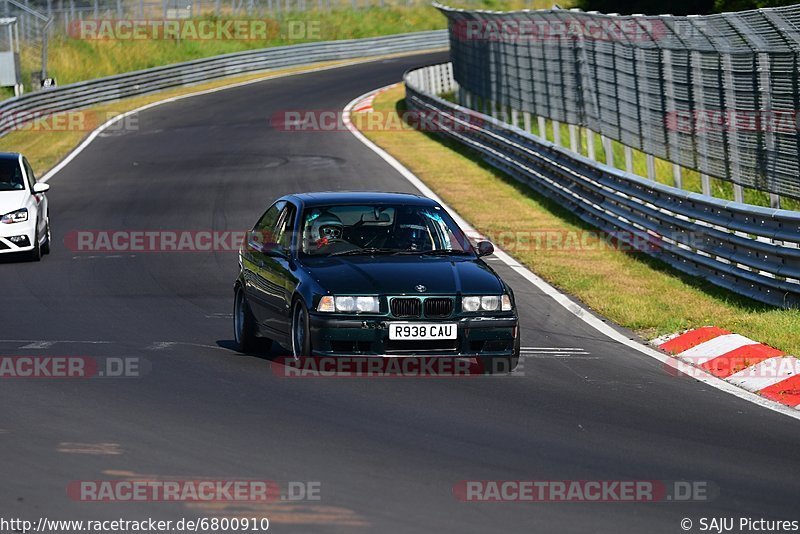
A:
[0,29,448,136]
[405,63,800,308]
[438,3,800,201]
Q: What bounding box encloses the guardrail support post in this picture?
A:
[511,108,519,128]
[733,184,744,203]
[701,174,712,196]
[523,111,532,133]
[586,129,595,161]
[537,116,546,140]
[673,164,682,189]
[646,154,656,180]
[552,120,561,146]
[624,146,633,173]
[603,136,613,167]
[569,124,579,152]
[769,193,781,209]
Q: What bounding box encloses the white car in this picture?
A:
[0,152,50,261]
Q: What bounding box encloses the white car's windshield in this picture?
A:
[301,204,473,256]
[0,159,24,192]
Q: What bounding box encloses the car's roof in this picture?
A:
[286,191,438,208]
[0,152,20,161]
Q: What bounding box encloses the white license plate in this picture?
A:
[388,323,458,341]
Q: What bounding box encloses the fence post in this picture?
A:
[624,146,633,173]
[701,173,711,196]
[733,184,744,203]
[646,154,656,180]
[569,124,578,152]
[603,135,613,167]
[537,116,546,140]
[673,164,682,189]
[552,120,561,146]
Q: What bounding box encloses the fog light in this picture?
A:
[8,235,28,244]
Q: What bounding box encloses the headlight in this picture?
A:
[462,294,513,312]
[317,295,380,313]
[1,208,28,224]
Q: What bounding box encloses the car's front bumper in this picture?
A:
[0,220,36,254]
[308,314,518,357]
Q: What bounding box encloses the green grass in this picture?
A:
[358,84,800,355]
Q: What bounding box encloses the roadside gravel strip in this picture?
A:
[344,86,800,422]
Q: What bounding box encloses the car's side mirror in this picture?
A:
[33,183,50,194]
[476,240,494,257]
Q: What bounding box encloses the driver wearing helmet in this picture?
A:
[393,210,431,252]
[306,210,344,250]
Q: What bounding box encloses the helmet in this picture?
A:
[306,210,343,249]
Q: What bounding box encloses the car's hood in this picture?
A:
[302,256,505,295]
[0,190,28,215]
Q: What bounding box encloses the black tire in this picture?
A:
[479,335,520,375]
[291,300,312,359]
[28,219,42,262]
[233,287,258,353]
[41,218,51,255]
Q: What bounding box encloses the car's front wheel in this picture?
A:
[28,218,42,262]
[41,217,51,255]
[291,300,312,359]
[233,287,258,353]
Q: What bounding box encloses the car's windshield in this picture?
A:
[0,159,24,192]
[301,204,473,256]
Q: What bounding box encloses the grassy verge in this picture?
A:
[357,84,800,354]
[0,56,411,176]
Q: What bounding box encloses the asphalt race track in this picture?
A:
[2,52,799,533]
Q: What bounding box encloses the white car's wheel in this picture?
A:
[28,217,42,262]
[41,217,51,255]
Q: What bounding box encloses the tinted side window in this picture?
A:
[274,204,297,249]
[251,201,286,250]
[254,201,285,235]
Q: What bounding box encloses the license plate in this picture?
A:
[388,323,457,341]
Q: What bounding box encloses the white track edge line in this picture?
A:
[342,85,800,421]
[38,49,447,184]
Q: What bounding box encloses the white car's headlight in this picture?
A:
[317,295,380,313]
[462,294,513,312]
[1,208,28,224]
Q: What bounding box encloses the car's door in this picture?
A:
[258,202,299,337]
[22,158,46,239]
[241,201,285,323]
